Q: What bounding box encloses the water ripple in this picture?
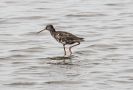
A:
[0,0,133,90]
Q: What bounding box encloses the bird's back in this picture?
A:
[53,31,84,44]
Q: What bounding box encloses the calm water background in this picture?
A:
[0,0,133,90]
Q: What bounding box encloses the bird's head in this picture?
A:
[37,24,55,33]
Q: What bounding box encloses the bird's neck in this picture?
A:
[49,29,56,35]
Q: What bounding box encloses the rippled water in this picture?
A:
[0,0,133,90]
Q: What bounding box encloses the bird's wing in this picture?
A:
[54,31,84,44]
[58,31,79,39]
[56,31,80,40]
[54,31,84,45]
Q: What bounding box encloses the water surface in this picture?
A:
[0,0,133,90]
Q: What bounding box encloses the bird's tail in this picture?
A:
[79,37,84,42]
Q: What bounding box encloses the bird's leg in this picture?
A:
[69,42,80,56]
[63,44,66,56]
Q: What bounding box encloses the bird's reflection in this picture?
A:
[46,56,73,65]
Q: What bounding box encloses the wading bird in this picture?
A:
[38,24,84,56]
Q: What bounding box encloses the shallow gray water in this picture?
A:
[0,0,133,90]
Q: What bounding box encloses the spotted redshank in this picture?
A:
[38,24,84,56]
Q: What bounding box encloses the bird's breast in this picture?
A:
[54,34,67,44]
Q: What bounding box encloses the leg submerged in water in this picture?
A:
[63,44,66,56]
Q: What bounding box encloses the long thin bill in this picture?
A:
[37,29,46,33]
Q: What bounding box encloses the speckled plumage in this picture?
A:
[38,24,84,56]
[53,31,84,45]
